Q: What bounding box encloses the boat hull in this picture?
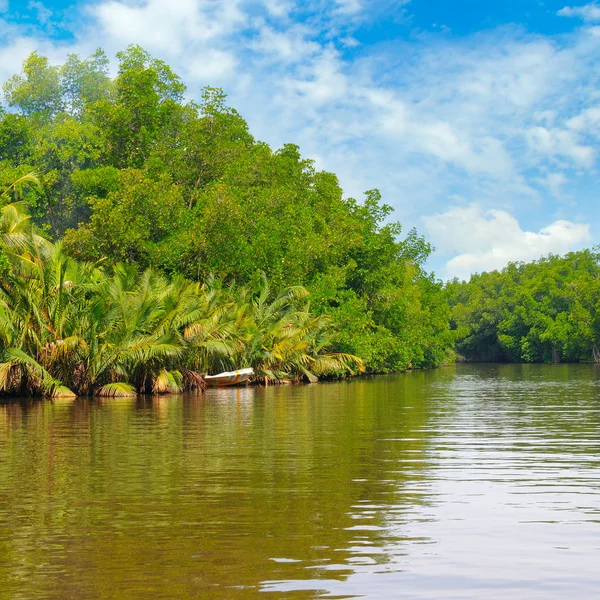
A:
[204,368,254,388]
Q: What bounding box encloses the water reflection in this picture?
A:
[0,365,599,598]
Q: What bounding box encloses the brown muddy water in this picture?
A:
[0,364,599,599]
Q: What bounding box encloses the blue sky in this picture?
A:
[2,0,600,279]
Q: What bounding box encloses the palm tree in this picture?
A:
[182,276,240,375]
[0,172,50,252]
[227,273,363,383]
[0,238,87,397]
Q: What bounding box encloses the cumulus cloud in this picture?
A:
[0,35,54,82]
[28,2,52,26]
[567,104,600,134]
[558,3,600,22]
[262,0,293,19]
[423,205,591,280]
[250,22,320,64]
[88,0,244,78]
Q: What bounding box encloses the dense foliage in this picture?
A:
[0,47,453,379]
[449,250,600,363]
[0,199,363,397]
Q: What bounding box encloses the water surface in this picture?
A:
[1,364,599,599]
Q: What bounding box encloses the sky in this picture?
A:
[1,0,600,280]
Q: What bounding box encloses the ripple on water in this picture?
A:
[0,364,599,598]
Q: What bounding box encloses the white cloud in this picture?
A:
[261,0,293,18]
[558,3,600,22]
[186,49,238,82]
[423,204,591,280]
[89,0,245,62]
[567,104,600,134]
[250,22,319,63]
[374,96,515,177]
[0,36,46,83]
[540,172,568,197]
[283,47,349,105]
[525,125,595,167]
[340,36,360,47]
[334,0,363,15]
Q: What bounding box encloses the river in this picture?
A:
[0,364,599,599]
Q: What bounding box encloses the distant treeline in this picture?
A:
[0,46,453,393]
[449,249,600,364]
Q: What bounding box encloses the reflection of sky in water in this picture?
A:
[261,364,600,599]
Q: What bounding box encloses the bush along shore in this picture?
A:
[0,46,454,397]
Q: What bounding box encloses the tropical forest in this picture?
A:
[0,46,599,397]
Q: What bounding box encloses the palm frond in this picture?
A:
[152,368,183,394]
[96,382,137,397]
[299,365,319,383]
[310,352,365,375]
[1,172,40,201]
[52,385,77,398]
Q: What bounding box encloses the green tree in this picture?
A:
[90,45,187,168]
[60,49,111,117]
[3,52,63,120]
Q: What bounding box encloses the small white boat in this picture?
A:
[204,368,254,388]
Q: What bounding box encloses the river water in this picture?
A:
[0,364,599,599]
